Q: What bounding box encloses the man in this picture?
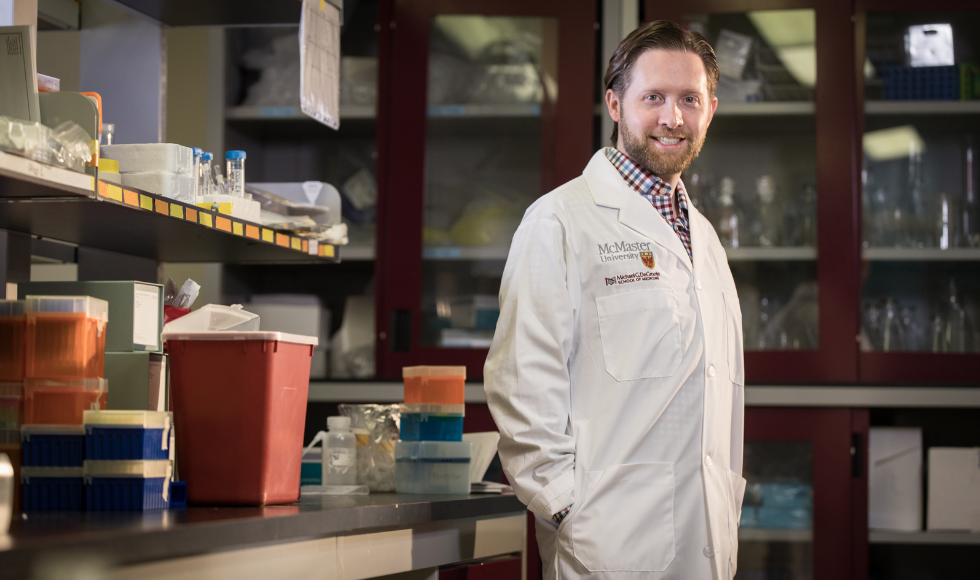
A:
[485,21,746,580]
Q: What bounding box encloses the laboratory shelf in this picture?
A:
[715,102,815,116]
[861,247,980,261]
[110,0,342,27]
[0,177,339,264]
[738,528,813,543]
[869,531,980,545]
[423,246,510,260]
[341,245,377,260]
[310,383,980,408]
[226,105,376,121]
[865,101,980,115]
[725,247,817,261]
[0,150,95,200]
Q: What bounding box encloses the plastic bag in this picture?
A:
[338,404,400,492]
[0,116,93,173]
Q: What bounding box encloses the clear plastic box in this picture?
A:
[403,366,466,405]
[0,301,26,381]
[0,382,22,428]
[24,378,108,425]
[24,296,108,380]
[84,459,173,511]
[395,440,471,494]
[83,410,172,461]
[399,404,465,442]
[22,424,86,466]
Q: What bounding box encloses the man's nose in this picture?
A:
[658,100,683,129]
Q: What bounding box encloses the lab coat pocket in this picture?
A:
[570,462,675,572]
[724,291,745,385]
[595,289,681,381]
[728,469,747,572]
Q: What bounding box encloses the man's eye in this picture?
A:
[646,95,660,101]
[685,97,697,104]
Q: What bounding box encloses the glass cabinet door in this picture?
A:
[860,9,980,382]
[378,0,595,378]
[738,441,814,579]
[645,0,860,383]
[420,15,558,350]
[743,408,867,580]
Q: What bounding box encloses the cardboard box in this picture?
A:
[19,281,163,353]
[927,447,980,531]
[105,352,167,412]
[869,427,922,531]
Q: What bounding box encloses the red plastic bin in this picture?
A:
[163,331,317,506]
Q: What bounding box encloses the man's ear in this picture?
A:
[605,89,621,123]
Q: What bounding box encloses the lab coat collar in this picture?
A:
[582,150,694,272]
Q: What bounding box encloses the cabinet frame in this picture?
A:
[375,0,598,379]
[644,0,863,385]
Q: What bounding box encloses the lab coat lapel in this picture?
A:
[687,200,708,274]
[582,150,693,271]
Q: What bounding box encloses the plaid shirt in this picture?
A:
[604,147,693,261]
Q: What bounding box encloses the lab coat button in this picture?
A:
[703,545,713,558]
[704,455,712,467]
[696,279,703,290]
[708,365,716,377]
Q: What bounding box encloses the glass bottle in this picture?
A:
[881,298,905,352]
[717,177,739,248]
[755,175,780,246]
[961,138,979,248]
[323,416,357,485]
[942,279,969,353]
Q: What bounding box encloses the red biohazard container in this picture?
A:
[163,331,317,506]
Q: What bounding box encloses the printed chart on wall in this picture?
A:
[299,0,341,130]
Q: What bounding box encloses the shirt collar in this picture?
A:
[603,147,690,217]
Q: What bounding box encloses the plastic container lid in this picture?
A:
[226,150,247,160]
[25,378,108,393]
[161,330,318,346]
[0,428,19,445]
[161,304,259,334]
[99,158,119,173]
[21,466,84,480]
[402,366,466,379]
[22,425,86,438]
[0,383,21,398]
[84,410,172,429]
[202,152,213,161]
[399,404,465,416]
[0,300,25,316]
[192,147,203,157]
[24,296,109,323]
[327,416,350,430]
[395,440,471,461]
[83,459,172,478]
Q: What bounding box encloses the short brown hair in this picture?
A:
[603,20,720,145]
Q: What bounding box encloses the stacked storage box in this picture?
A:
[396,366,470,494]
[83,410,176,510]
[3,296,110,510]
[18,282,166,412]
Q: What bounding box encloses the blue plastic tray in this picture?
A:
[22,428,85,467]
[86,477,170,511]
[85,426,169,460]
[400,414,464,442]
[21,469,84,510]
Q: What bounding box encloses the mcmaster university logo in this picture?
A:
[640,251,655,269]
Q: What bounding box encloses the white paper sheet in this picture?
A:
[299,0,340,130]
[133,284,161,349]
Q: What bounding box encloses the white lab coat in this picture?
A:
[485,149,746,580]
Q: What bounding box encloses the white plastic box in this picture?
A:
[927,447,980,531]
[868,427,922,531]
[395,441,471,494]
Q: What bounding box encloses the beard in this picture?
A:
[619,112,706,178]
